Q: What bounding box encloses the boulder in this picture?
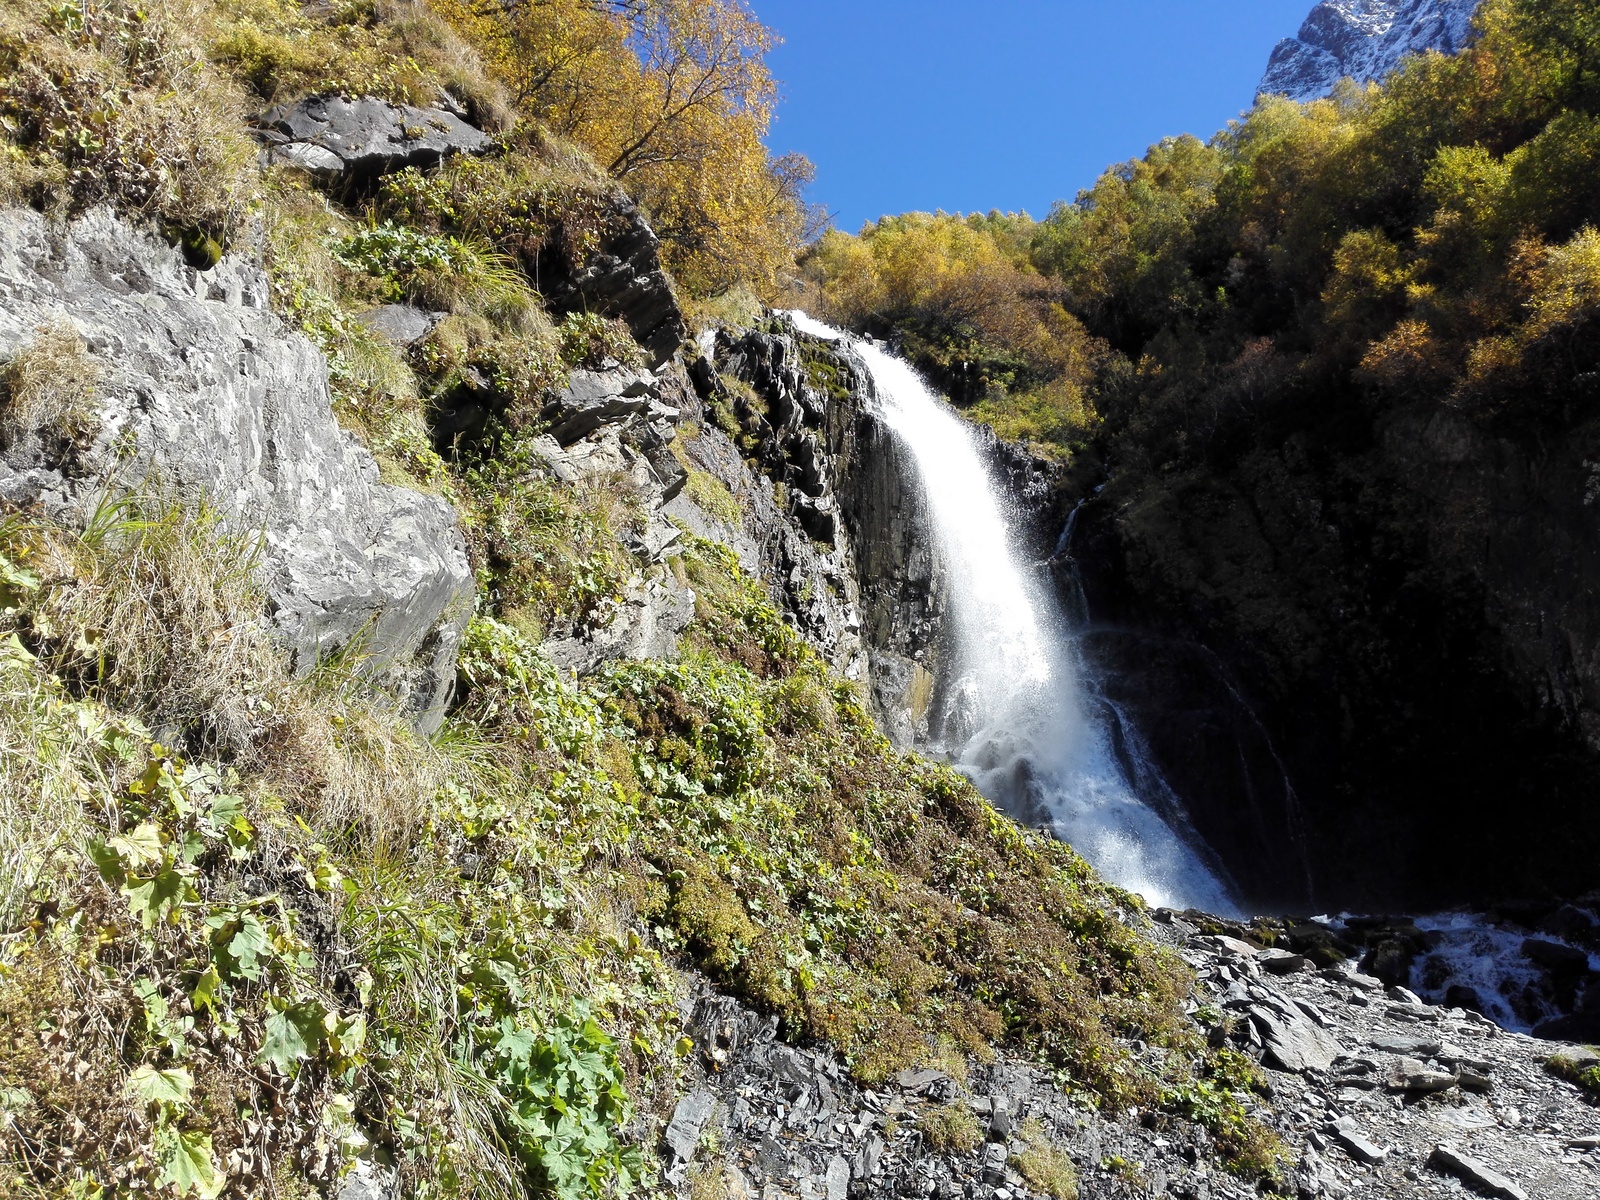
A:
[1327,1117,1388,1165]
[1250,1003,1343,1073]
[357,304,440,347]
[255,94,493,176]
[0,207,473,733]
[1520,938,1591,974]
[1259,948,1313,975]
[1427,1144,1528,1200]
[541,368,658,445]
[664,1089,717,1163]
[1385,1056,1459,1093]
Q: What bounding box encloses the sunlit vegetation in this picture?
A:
[798,212,1105,457]
[801,0,1600,462]
[427,0,814,296]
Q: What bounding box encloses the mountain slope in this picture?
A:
[1260,0,1480,101]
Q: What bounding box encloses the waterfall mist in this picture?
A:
[790,312,1240,914]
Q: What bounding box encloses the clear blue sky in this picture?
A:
[755,0,1312,232]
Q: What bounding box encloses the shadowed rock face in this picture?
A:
[0,208,473,733]
[534,190,689,370]
[1070,384,1600,912]
[1260,0,1480,103]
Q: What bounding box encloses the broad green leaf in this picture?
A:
[326,1013,366,1058]
[155,1126,222,1198]
[190,963,222,1014]
[109,823,163,869]
[87,838,124,884]
[224,912,272,980]
[255,1002,326,1074]
[123,863,191,928]
[126,1065,194,1108]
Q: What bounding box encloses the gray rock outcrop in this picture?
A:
[1260,0,1480,103]
[254,94,494,176]
[0,208,473,732]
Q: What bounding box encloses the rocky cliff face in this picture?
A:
[695,317,1065,747]
[1071,385,1600,913]
[0,207,474,732]
[1260,0,1479,102]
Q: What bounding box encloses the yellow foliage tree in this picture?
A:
[436,0,810,296]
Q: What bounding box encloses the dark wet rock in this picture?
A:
[535,190,687,368]
[0,207,472,733]
[1521,938,1591,975]
[256,94,493,176]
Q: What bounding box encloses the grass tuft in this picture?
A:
[1011,1119,1079,1200]
[0,318,102,449]
[919,1103,983,1155]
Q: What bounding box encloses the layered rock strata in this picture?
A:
[0,208,473,732]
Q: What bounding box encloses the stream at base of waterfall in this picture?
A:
[789,311,1241,916]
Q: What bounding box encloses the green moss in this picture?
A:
[801,349,852,402]
[1545,1050,1600,1098]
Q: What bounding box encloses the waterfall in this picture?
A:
[790,312,1240,915]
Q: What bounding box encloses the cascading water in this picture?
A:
[791,312,1240,914]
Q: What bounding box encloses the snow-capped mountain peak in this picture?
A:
[1259,0,1480,103]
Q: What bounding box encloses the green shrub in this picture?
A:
[1159,1050,1283,1182]
[485,1004,645,1200]
[462,440,637,631]
[1545,1050,1600,1098]
[558,310,646,370]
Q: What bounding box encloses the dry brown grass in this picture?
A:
[0,319,102,449]
[0,0,256,236]
[7,495,449,850]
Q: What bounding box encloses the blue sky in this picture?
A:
[755,0,1312,232]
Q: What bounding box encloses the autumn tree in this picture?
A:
[439,0,811,296]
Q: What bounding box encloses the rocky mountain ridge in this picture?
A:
[1260,0,1479,102]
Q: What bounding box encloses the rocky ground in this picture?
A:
[662,910,1600,1200]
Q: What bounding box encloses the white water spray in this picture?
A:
[791,313,1239,914]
